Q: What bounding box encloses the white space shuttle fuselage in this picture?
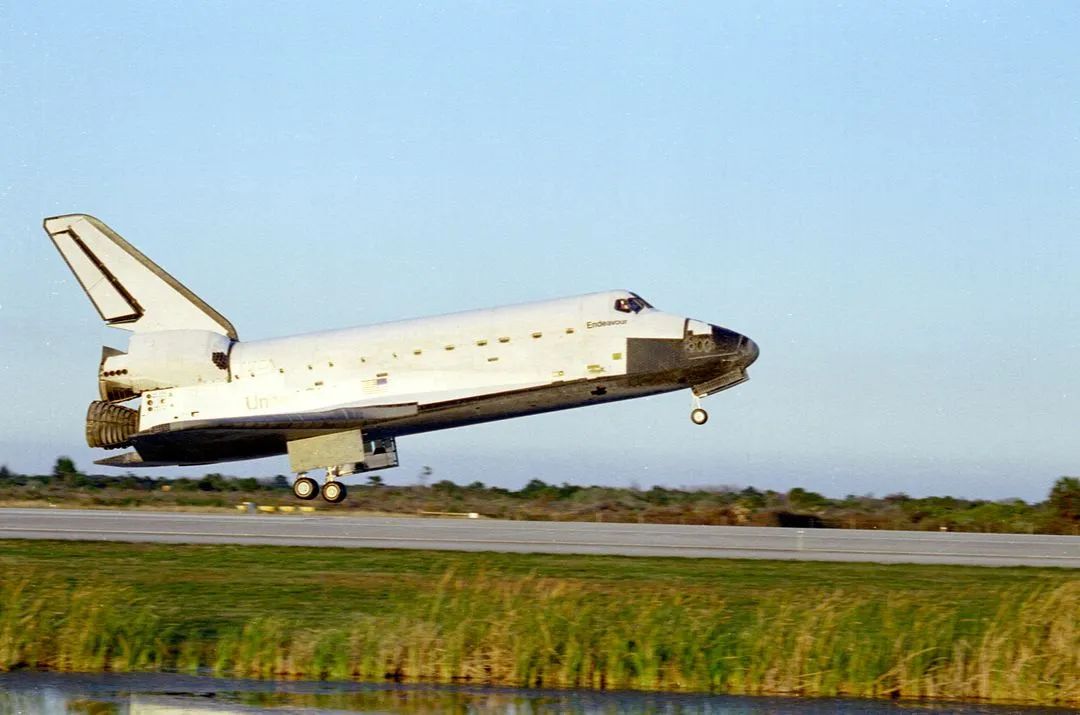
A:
[45,214,758,503]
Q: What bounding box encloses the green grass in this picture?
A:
[0,540,1076,705]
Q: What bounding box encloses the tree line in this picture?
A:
[0,458,1077,534]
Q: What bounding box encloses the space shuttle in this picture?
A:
[44,214,759,503]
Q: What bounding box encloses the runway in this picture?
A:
[0,508,1077,567]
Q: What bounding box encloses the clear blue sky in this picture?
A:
[2,2,1078,500]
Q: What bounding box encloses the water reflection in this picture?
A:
[0,673,1066,715]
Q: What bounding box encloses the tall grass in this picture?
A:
[1,568,1076,705]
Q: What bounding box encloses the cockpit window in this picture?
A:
[615,295,651,314]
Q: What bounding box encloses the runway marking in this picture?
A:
[1,526,1077,563]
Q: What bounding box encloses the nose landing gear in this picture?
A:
[690,394,709,425]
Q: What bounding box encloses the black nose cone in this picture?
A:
[710,325,759,367]
[741,336,760,367]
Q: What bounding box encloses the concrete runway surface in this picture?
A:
[0,508,1077,567]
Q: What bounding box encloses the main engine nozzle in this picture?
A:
[86,400,139,449]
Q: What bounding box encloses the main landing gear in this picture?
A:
[292,475,318,499]
[292,472,348,503]
[321,481,346,503]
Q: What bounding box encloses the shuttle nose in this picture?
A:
[741,336,760,367]
[709,325,759,367]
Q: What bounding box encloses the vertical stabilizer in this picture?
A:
[43,214,238,339]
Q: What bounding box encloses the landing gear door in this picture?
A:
[287,429,399,474]
[357,437,398,471]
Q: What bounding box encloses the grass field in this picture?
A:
[0,540,1076,706]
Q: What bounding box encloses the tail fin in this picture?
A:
[43,214,238,339]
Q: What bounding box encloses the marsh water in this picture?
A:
[0,673,1068,715]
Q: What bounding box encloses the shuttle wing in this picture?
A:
[94,403,420,466]
[141,403,419,435]
[43,214,238,339]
